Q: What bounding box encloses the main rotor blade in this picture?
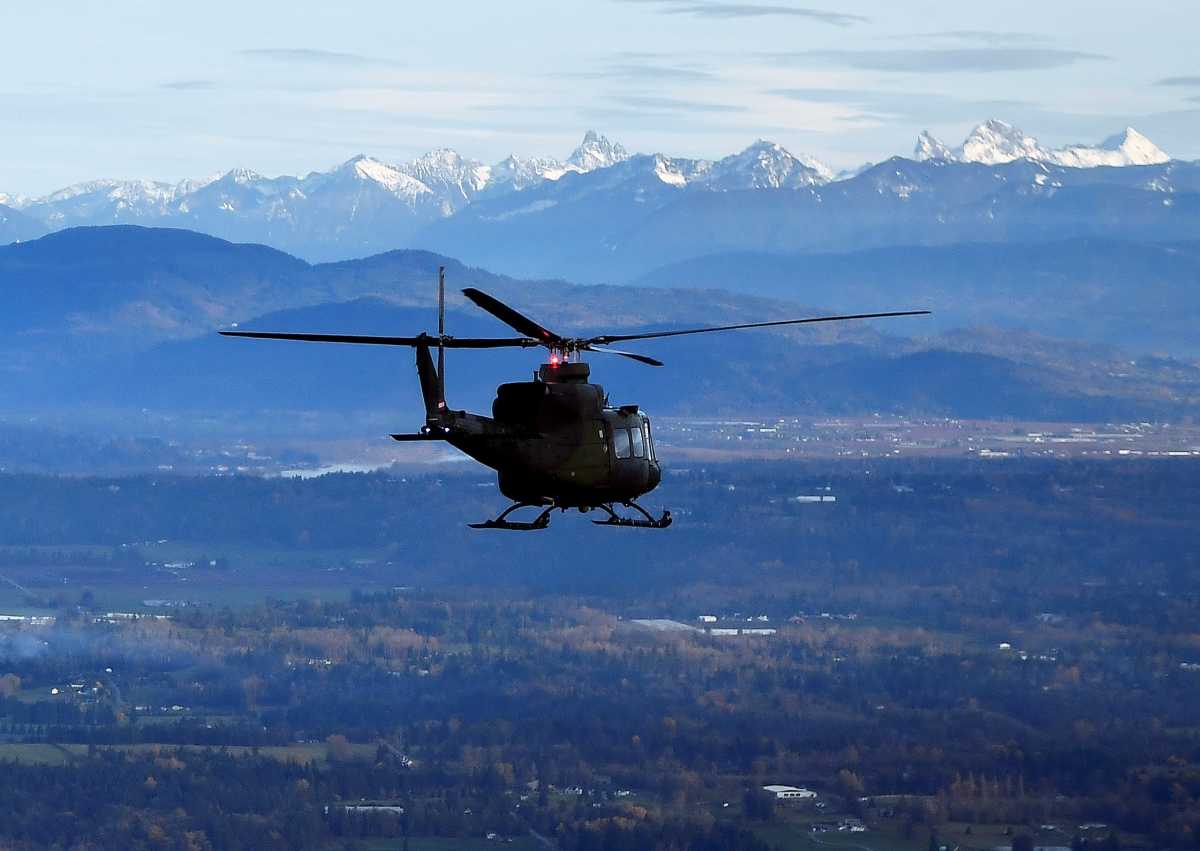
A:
[219,331,538,349]
[461,288,564,345]
[588,310,931,345]
[586,346,664,367]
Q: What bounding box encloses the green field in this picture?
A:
[0,541,409,613]
[0,742,377,766]
[0,743,77,765]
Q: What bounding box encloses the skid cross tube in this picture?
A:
[469,502,555,531]
[592,501,672,529]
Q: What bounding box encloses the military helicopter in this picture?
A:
[221,269,928,530]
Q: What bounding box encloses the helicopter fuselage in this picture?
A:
[438,362,661,508]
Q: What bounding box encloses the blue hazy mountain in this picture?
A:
[50,297,1195,424]
[2,226,1196,424]
[633,239,1200,356]
[0,202,45,244]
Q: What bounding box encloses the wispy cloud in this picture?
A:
[765,47,1107,73]
[161,79,217,91]
[615,0,865,25]
[912,30,1052,46]
[238,48,400,68]
[563,63,716,82]
[1156,76,1200,87]
[613,94,747,113]
[770,87,1030,124]
[611,64,716,81]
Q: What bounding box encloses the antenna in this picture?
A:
[437,266,446,409]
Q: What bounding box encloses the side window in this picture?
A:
[613,426,631,459]
[630,424,645,458]
[644,419,655,461]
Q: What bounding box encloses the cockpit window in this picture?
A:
[644,419,655,461]
[613,426,632,459]
[630,424,645,458]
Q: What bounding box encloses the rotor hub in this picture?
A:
[539,361,590,383]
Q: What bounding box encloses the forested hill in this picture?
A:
[1,226,1197,425]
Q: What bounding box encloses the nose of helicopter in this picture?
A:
[646,461,662,492]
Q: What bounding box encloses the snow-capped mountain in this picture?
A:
[484,155,572,195]
[23,178,185,224]
[913,132,954,163]
[310,156,430,205]
[566,130,629,172]
[700,140,832,190]
[1055,128,1171,168]
[3,124,1188,267]
[0,131,834,250]
[397,149,490,212]
[5,132,638,235]
[916,120,1171,168]
[174,168,304,223]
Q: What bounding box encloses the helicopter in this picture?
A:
[221,268,929,530]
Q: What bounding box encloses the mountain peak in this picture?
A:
[335,156,431,199]
[914,131,953,162]
[567,131,629,172]
[706,139,832,188]
[486,154,570,192]
[401,148,490,202]
[1097,127,1170,164]
[958,120,1043,165]
[913,121,1172,168]
[410,147,468,168]
[223,167,266,185]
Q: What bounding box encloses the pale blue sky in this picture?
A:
[2,0,1197,195]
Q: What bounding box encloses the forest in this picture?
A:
[0,459,1196,850]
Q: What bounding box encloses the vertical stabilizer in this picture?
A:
[416,266,448,423]
[416,342,441,421]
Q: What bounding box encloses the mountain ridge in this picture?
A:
[5,123,1188,267]
[915,120,1171,168]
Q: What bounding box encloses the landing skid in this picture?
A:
[469,500,671,531]
[593,501,672,530]
[468,502,554,531]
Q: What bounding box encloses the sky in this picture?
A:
[1,0,1198,196]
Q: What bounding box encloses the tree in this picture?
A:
[743,789,775,821]
[326,734,352,763]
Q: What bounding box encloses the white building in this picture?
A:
[763,785,817,800]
